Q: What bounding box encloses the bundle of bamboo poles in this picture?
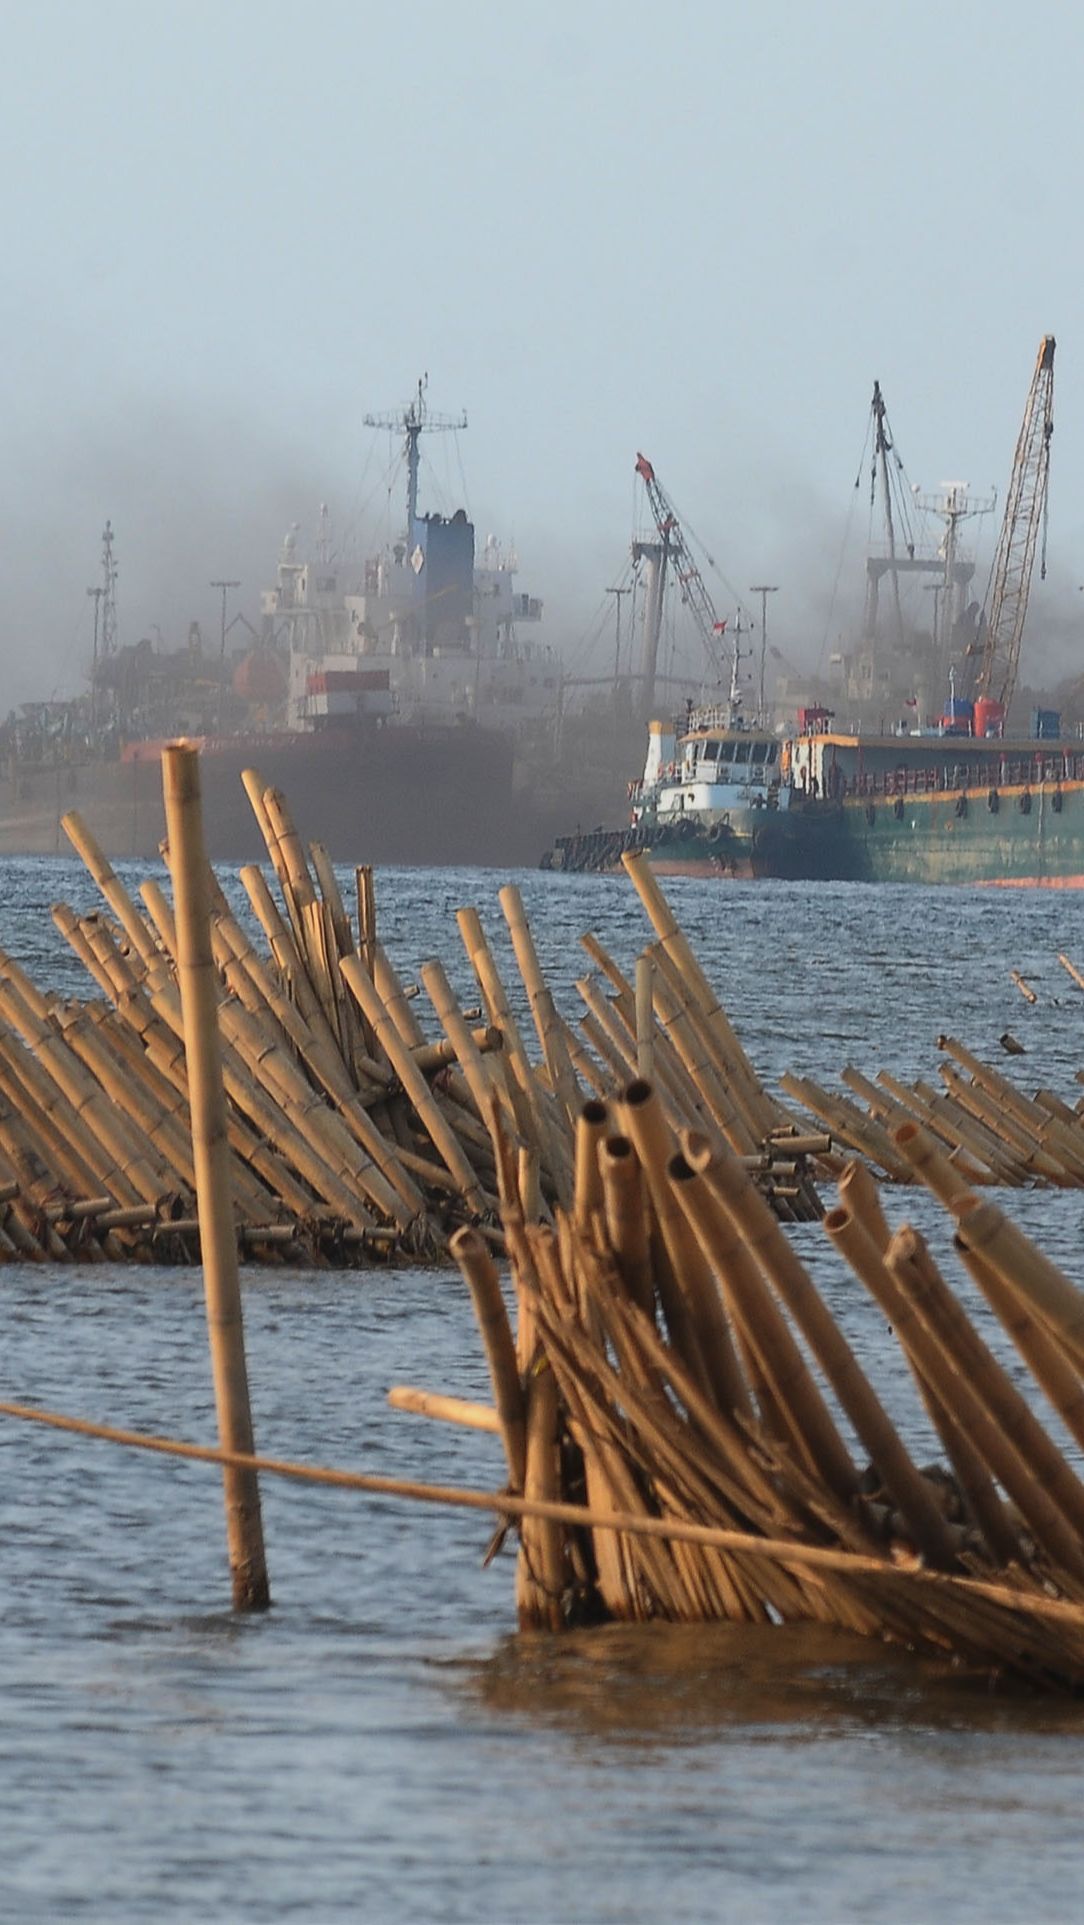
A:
[0,780,828,1264]
[388,1088,1084,1689]
[784,1032,1084,1190]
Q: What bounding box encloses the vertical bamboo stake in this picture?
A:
[162,744,270,1612]
[635,954,654,1082]
[573,1099,609,1233]
[356,866,376,971]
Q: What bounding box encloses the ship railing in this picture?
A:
[843,750,1082,800]
[682,704,745,734]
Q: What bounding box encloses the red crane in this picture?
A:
[634,455,730,710]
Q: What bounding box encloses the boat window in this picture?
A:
[767,742,778,764]
[734,741,751,763]
[719,741,736,762]
[702,740,720,760]
[750,741,768,764]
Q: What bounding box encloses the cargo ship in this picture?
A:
[546,701,1084,886]
[755,704,1084,885]
[549,338,1074,886]
[0,383,566,863]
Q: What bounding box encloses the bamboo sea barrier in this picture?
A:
[14,762,1084,1685]
[781,1023,1084,1192]
[375,1086,1084,1689]
[0,777,835,1264]
[14,1104,1084,1683]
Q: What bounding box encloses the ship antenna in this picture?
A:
[364,378,468,545]
[727,608,751,720]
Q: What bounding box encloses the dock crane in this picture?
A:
[633,453,731,716]
[973,335,1055,715]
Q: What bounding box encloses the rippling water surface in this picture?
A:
[4,858,1084,1922]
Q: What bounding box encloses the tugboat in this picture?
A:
[543,451,787,874]
[546,621,789,876]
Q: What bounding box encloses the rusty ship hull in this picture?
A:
[0,723,530,864]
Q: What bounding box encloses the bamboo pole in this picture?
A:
[61,811,162,967]
[598,1135,654,1315]
[780,1073,913,1181]
[954,1196,1084,1378]
[668,1144,860,1502]
[387,1385,501,1433]
[75,916,329,1228]
[162,743,269,1611]
[238,863,350,1072]
[16,1393,1084,1681]
[937,1066,1067,1183]
[449,1227,526,1489]
[685,1136,953,1534]
[0,981,176,1207]
[620,853,781,1140]
[837,1159,892,1253]
[140,878,178,959]
[875,1067,992,1160]
[913,1081,1026,1185]
[829,1207,1084,1578]
[498,884,581,1124]
[618,1081,752,1420]
[516,1359,565,1631]
[635,954,654,1081]
[883,1225,1084,1576]
[240,767,276,856]
[456,905,569,1196]
[341,955,486,1215]
[573,1099,609,1233]
[953,1236,1084,1460]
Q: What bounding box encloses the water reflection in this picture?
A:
[463,1622,1084,1743]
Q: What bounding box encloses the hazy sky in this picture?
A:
[3,0,1082,703]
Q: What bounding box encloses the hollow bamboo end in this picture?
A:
[600,1134,635,1163]
[623,1078,653,1109]
[680,1128,715,1175]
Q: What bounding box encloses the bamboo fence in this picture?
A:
[372,1091,1084,1690]
[0,794,827,1264]
[782,1027,1084,1191]
[8,766,1084,1686]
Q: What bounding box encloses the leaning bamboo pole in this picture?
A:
[163,745,269,1611]
[827,1206,1084,1579]
[498,884,581,1126]
[340,954,487,1216]
[667,1146,859,1500]
[61,811,162,967]
[618,1081,752,1421]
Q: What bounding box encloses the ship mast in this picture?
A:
[364,377,468,544]
[99,520,118,657]
[871,381,912,649]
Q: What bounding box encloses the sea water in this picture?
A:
[3,857,1084,1923]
